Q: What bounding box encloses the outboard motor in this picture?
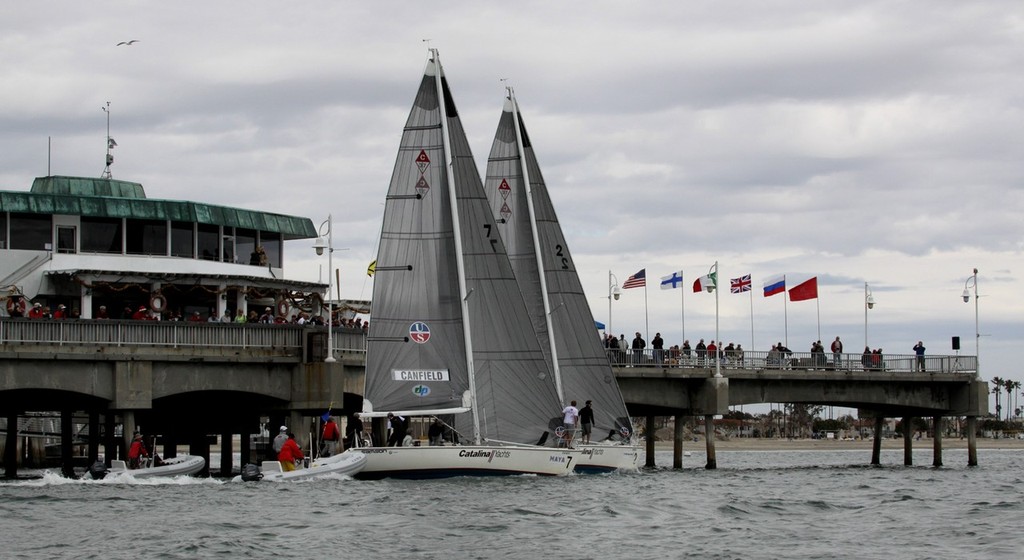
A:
[240,463,263,482]
[88,461,109,480]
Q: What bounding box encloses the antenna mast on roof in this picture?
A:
[101,101,116,179]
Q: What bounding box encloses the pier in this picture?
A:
[0,320,987,476]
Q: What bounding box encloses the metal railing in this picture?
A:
[605,348,977,375]
[0,318,366,357]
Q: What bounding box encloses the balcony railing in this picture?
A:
[606,348,977,375]
[0,318,367,359]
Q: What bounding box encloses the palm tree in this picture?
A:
[991,376,1003,420]
[1006,379,1021,421]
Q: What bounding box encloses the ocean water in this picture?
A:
[1,448,1021,560]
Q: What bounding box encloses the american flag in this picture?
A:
[731,274,752,293]
[622,268,646,289]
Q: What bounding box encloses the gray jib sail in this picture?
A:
[365,53,562,446]
[484,91,633,441]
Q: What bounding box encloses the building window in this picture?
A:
[8,213,51,251]
[81,217,123,254]
[236,228,256,265]
[0,213,7,249]
[126,219,168,256]
[260,231,282,268]
[57,226,77,254]
[171,221,195,258]
[197,223,220,261]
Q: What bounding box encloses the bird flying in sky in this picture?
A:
[116,40,139,46]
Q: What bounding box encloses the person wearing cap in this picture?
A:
[579,400,595,444]
[27,302,44,320]
[277,432,304,472]
[128,432,149,469]
[132,306,148,320]
[258,307,274,324]
[53,304,67,320]
[272,425,289,454]
[95,305,109,320]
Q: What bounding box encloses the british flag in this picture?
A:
[730,274,752,293]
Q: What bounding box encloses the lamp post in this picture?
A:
[703,262,721,379]
[607,271,621,341]
[312,215,336,363]
[962,268,979,377]
[864,282,875,350]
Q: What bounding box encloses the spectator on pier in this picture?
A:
[913,341,926,372]
[95,305,109,319]
[247,310,259,323]
[631,333,646,366]
[53,304,68,319]
[831,336,843,369]
[579,400,595,444]
[278,432,304,472]
[272,426,288,454]
[681,340,692,365]
[651,333,664,366]
[258,307,274,324]
[695,339,707,366]
[128,432,149,469]
[735,344,745,367]
[132,306,148,320]
[189,311,203,322]
[706,340,717,366]
[321,416,340,457]
[861,347,872,371]
[234,309,247,324]
[27,302,44,319]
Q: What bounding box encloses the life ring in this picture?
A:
[310,292,324,313]
[5,297,26,316]
[275,297,289,317]
[149,292,167,313]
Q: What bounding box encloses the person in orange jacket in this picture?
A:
[278,432,304,472]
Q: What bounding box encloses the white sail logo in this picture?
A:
[392,370,450,381]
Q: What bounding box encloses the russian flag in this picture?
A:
[763,275,785,297]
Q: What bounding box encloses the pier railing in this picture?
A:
[0,318,366,358]
[605,348,977,375]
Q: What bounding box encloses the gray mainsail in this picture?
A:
[364,52,562,446]
[484,89,633,441]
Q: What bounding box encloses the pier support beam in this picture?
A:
[902,416,913,466]
[103,413,116,465]
[966,416,978,466]
[3,410,18,478]
[932,416,943,467]
[60,409,75,478]
[871,416,884,465]
[87,411,100,464]
[672,414,684,469]
[240,423,252,467]
[644,415,655,468]
[704,414,716,470]
[122,410,137,453]
[220,429,232,477]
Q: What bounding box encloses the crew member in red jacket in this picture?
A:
[128,433,149,469]
[278,432,304,472]
[321,416,340,457]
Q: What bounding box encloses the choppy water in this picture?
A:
[2,449,1021,560]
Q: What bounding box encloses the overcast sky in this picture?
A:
[2,2,1021,412]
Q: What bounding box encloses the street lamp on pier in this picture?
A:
[962,268,979,377]
[607,271,621,340]
[312,215,336,363]
[864,282,875,350]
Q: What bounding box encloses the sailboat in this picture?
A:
[344,50,579,479]
[484,88,640,473]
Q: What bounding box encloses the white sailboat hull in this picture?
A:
[105,455,205,478]
[232,452,367,482]
[345,445,580,479]
[574,443,641,474]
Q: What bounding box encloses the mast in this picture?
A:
[101,101,114,179]
[508,87,564,404]
[432,49,482,445]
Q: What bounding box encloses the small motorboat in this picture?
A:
[233,452,366,482]
[89,455,206,479]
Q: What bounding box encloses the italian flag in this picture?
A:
[693,272,717,293]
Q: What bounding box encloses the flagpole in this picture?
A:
[714,262,721,378]
[749,286,754,351]
[816,296,821,342]
[783,274,789,348]
[644,281,650,345]
[680,270,685,349]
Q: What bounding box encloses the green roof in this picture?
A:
[0,176,317,240]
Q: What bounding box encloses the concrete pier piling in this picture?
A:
[932,416,943,467]
[704,414,716,470]
[673,414,684,469]
[871,416,884,466]
[903,416,913,466]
